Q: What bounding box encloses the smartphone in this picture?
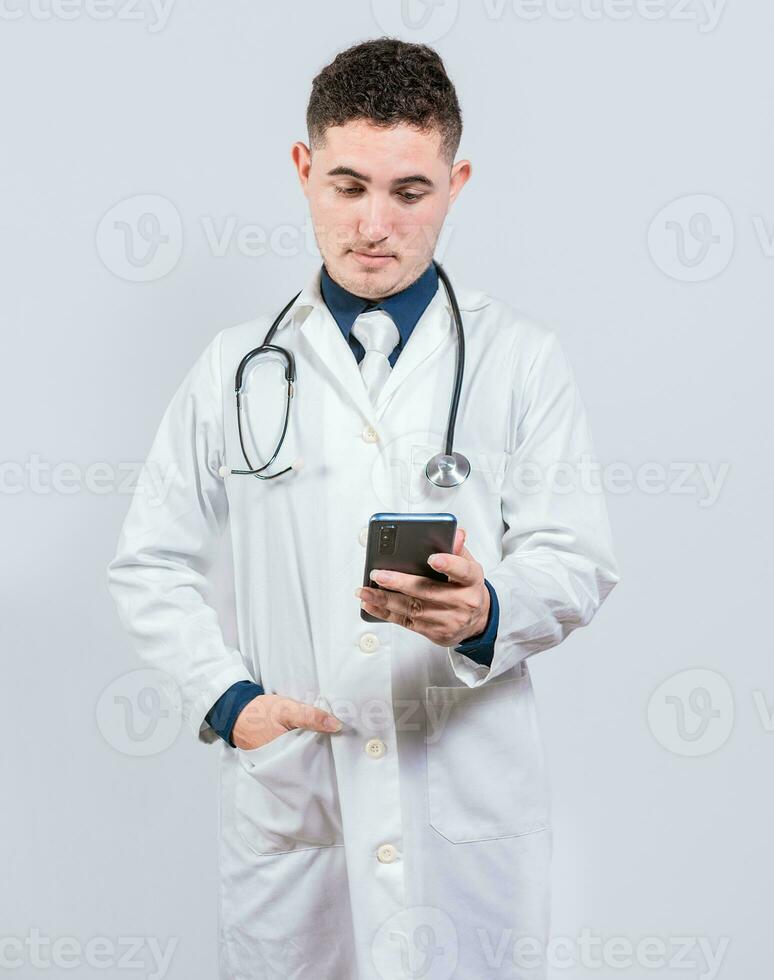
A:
[361,512,457,623]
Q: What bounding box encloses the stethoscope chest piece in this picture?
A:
[425,451,471,488]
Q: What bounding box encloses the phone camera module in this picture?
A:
[378,524,397,556]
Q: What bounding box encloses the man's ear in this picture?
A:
[448,159,472,207]
[291,142,312,193]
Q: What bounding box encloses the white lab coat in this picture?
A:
[107,263,619,980]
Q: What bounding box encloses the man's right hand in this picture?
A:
[232,694,343,750]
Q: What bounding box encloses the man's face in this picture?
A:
[292,120,471,300]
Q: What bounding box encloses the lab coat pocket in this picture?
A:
[233,696,344,857]
[424,670,551,843]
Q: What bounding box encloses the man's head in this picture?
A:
[292,38,471,300]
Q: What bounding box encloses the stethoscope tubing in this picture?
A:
[230,260,466,482]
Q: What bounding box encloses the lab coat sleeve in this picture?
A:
[447,329,620,687]
[106,330,256,743]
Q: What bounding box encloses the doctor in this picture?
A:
[108,37,620,980]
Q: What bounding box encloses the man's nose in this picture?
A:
[357,196,394,243]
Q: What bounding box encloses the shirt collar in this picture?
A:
[319,260,439,352]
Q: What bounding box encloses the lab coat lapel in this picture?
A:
[284,266,377,425]
[298,302,378,424]
[371,286,450,422]
[280,263,487,426]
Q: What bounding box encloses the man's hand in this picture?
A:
[232,694,343,751]
[355,528,490,647]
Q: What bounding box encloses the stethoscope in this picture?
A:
[219,259,471,489]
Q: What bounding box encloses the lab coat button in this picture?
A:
[359,632,379,653]
[365,738,386,759]
[358,526,368,547]
[361,425,379,443]
[376,843,398,864]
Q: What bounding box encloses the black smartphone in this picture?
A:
[360,512,457,623]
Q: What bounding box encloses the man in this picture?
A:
[108,37,619,980]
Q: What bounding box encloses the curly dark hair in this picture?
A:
[306,37,463,165]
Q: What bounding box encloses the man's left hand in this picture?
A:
[355,528,490,646]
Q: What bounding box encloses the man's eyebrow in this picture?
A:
[326,166,435,188]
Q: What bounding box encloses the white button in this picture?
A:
[376,843,398,864]
[361,425,379,443]
[358,526,368,547]
[365,738,386,759]
[359,632,379,653]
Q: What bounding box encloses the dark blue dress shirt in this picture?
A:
[205,263,500,746]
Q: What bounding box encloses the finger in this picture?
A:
[360,593,450,635]
[426,550,479,586]
[368,569,449,600]
[359,584,436,621]
[287,700,343,733]
[453,528,477,564]
[452,527,466,556]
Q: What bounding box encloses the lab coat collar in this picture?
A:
[270,262,491,425]
[286,261,491,322]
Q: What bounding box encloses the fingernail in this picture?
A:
[428,555,444,569]
[370,570,388,583]
[325,716,343,731]
[354,587,362,598]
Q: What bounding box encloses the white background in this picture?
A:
[1,1,771,977]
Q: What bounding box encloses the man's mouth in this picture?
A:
[350,250,396,268]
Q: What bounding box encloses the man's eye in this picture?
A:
[334,185,363,196]
[399,192,425,204]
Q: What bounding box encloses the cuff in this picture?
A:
[205,680,265,747]
[452,578,500,667]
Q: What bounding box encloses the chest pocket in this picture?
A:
[233,695,344,857]
[424,668,551,843]
[389,440,509,512]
